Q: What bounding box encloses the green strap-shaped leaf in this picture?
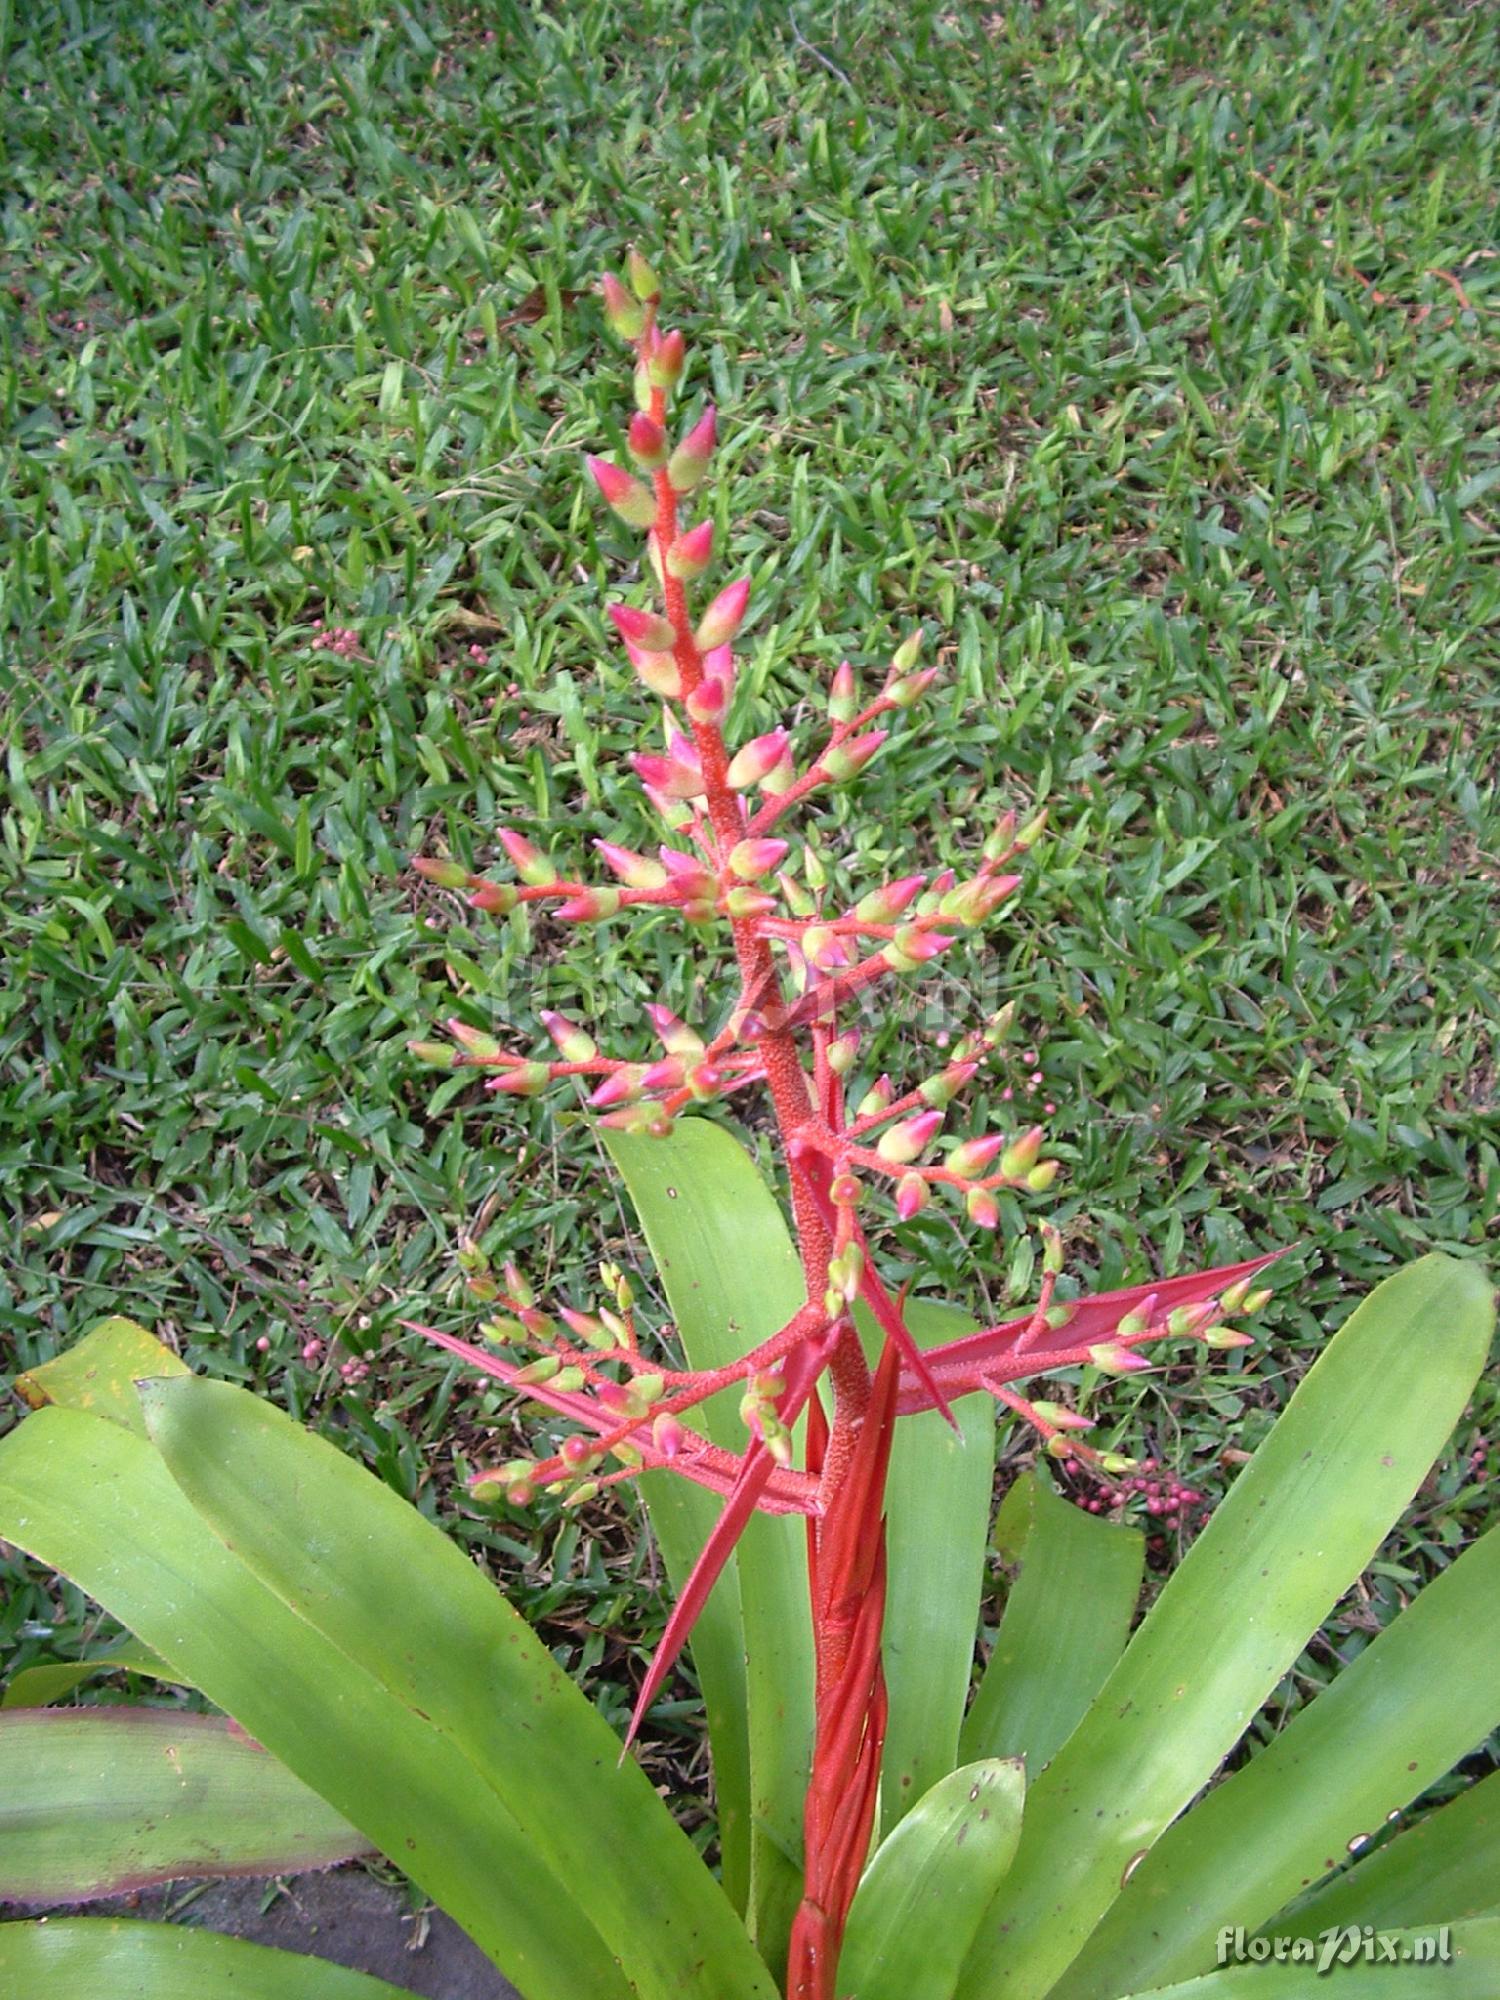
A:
[0,1407,631,2000]
[15,1315,187,1437]
[0,1918,421,1999]
[3,1635,187,1709]
[0,1708,370,1902]
[606,1121,813,1966]
[878,1299,996,1837]
[954,1253,1496,2000]
[137,1373,778,2000]
[959,1465,1144,1774]
[1054,1519,1500,1998]
[1116,1918,1500,1998]
[1284,1770,1500,1935]
[840,1759,1025,2000]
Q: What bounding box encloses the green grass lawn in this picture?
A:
[2,0,1497,1775]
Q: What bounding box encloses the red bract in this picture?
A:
[409,257,1282,2000]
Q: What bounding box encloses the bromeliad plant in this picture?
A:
[0,257,1496,2000]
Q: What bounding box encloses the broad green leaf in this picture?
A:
[0,1917,420,1998]
[1055,1518,1500,1997]
[1284,1770,1500,1934]
[0,1708,369,1902]
[841,1759,1025,2000]
[1117,1918,1500,1998]
[959,1465,1144,1774]
[137,1373,776,2000]
[606,1121,812,1965]
[3,1635,186,1709]
[0,1406,746,2000]
[878,1298,996,1837]
[955,1253,1496,2000]
[14,1315,186,1437]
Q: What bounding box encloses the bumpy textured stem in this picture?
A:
[786,1344,900,1998]
[644,361,881,1996]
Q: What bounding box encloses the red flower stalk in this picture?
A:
[409,255,1281,2000]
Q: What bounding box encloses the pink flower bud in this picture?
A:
[497,828,556,885]
[918,1060,977,1109]
[889,667,939,709]
[724,885,778,918]
[1089,1343,1155,1375]
[596,1103,657,1135]
[729,837,790,879]
[858,1074,894,1116]
[488,1061,550,1096]
[514,1354,559,1385]
[876,1108,944,1164]
[646,326,685,388]
[828,1030,860,1075]
[590,1067,646,1108]
[658,847,716,898]
[856,874,925,923]
[645,1005,704,1056]
[828,660,858,723]
[883,927,954,971]
[694,577,751,651]
[1031,1401,1093,1432]
[632,749,706,799]
[666,406,716,493]
[890,630,923,674]
[621,639,683,700]
[408,1040,455,1068]
[600,272,646,340]
[585,453,656,527]
[608,602,677,652]
[664,519,714,579]
[413,855,472,889]
[778,869,815,917]
[702,641,736,692]
[627,412,668,468]
[966,1187,1000,1230]
[539,1011,598,1062]
[457,880,516,915]
[594,839,668,889]
[626,246,660,303]
[802,925,849,969]
[895,1172,929,1220]
[555,888,623,922]
[821,729,887,783]
[652,1411,685,1459]
[1000,1127,1045,1179]
[726,726,790,792]
[1203,1326,1255,1349]
[686,676,728,724]
[949,1133,1005,1178]
[983,813,1018,861]
[1167,1302,1213,1338]
[639,1056,684,1095]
